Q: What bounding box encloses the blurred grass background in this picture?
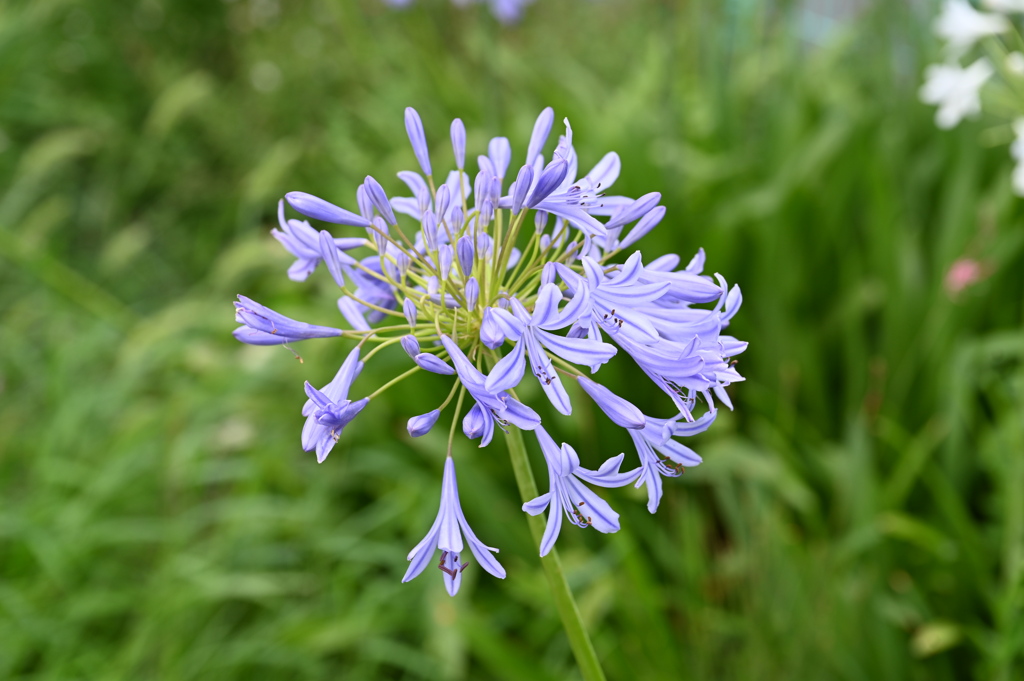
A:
[2,0,1024,679]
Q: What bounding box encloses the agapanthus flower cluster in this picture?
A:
[920,0,1024,194]
[383,0,533,24]
[234,106,746,595]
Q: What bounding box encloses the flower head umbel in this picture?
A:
[233,106,746,593]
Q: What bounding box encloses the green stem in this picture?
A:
[503,426,607,681]
[366,365,420,400]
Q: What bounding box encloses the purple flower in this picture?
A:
[485,284,616,415]
[441,336,540,446]
[403,457,506,595]
[522,427,637,556]
[233,295,343,345]
[626,411,715,512]
[236,104,747,591]
[301,347,369,462]
[558,253,668,345]
[270,199,325,280]
[285,192,370,228]
[576,376,645,429]
[273,200,360,282]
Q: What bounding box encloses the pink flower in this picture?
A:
[944,258,986,296]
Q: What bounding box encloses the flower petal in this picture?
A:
[523,492,552,516]
[538,501,564,557]
[577,376,645,429]
[484,338,526,393]
[535,329,616,368]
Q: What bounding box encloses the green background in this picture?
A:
[2,0,1023,679]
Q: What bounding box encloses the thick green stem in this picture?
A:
[503,426,607,681]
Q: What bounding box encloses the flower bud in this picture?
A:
[480,308,505,349]
[449,206,464,233]
[407,410,440,437]
[534,209,549,233]
[451,118,466,170]
[488,137,511,179]
[456,235,474,276]
[434,184,450,222]
[364,175,397,226]
[480,199,494,227]
[400,334,420,358]
[403,297,418,327]
[525,159,567,208]
[526,107,554,166]
[511,164,533,215]
[439,243,453,280]
[541,262,557,286]
[465,277,479,310]
[422,211,439,250]
[356,184,373,222]
[371,217,389,253]
[414,353,455,375]
[405,107,431,176]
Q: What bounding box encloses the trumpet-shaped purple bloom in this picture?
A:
[556,254,667,347]
[234,104,747,594]
[551,252,745,414]
[580,370,718,512]
[626,411,715,512]
[485,284,616,415]
[576,375,645,429]
[441,336,540,446]
[301,347,369,462]
[270,200,367,282]
[285,191,369,227]
[522,427,638,556]
[403,457,506,595]
[233,295,343,345]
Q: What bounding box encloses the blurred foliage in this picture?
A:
[2,0,1024,679]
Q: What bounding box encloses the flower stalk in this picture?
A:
[502,424,607,681]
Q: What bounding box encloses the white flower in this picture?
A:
[936,0,1009,55]
[920,58,994,129]
[1010,118,1024,195]
[983,0,1024,12]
